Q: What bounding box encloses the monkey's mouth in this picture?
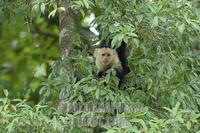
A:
[103,61,110,65]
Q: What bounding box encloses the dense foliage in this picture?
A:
[0,0,59,103]
[0,0,200,132]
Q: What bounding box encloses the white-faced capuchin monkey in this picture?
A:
[94,48,123,77]
[94,39,131,86]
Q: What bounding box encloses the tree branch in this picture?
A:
[32,21,58,39]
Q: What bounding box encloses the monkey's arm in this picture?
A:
[116,41,131,75]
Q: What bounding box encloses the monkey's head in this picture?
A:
[94,48,115,66]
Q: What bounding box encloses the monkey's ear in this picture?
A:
[94,48,99,58]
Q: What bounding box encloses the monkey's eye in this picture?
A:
[102,54,105,56]
[107,54,110,56]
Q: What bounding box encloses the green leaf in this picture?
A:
[149,5,156,14]
[133,38,139,48]
[32,3,39,12]
[58,7,66,12]
[136,15,143,23]
[34,63,47,77]
[158,64,165,78]
[172,102,180,117]
[186,121,191,130]
[147,78,153,90]
[40,3,46,13]
[111,35,119,48]
[130,119,147,131]
[190,21,200,31]
[48,9,57,18]
[95,89,100,99]
[80,9,85,17]
[106,129,117,133]
[129,33,138,38]
[3,89,9,97]
[159,17,167,22]
[152,16,159,27]
[83,0,90,8]
[178,23,185,34]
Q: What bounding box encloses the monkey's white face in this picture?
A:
[94,48,114,66]
[100,52,113,65]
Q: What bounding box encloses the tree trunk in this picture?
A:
[57,3,76,112]
[59,10,75,59]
